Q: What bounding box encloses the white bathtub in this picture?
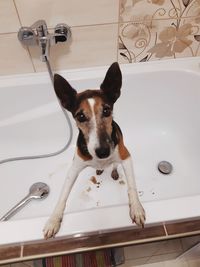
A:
[0,57,200,245]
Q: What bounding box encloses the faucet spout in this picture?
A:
[31,20,50,62]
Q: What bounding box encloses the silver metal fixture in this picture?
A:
[0,182,50,221]
[158,161,173,175]
[18,20,71,62]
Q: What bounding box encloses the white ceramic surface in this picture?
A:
[0,57,200,245]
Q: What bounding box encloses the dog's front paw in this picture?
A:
[43,217,62,239]
[129,202,146,227]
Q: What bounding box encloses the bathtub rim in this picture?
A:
[0,194,200,245]
[0,56,200,88]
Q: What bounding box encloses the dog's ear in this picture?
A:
[100,62,122,103]
[54,74,77,112]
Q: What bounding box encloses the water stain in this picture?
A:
[79,191,91,201]
[48,162,68,179]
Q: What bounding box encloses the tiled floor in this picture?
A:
[120,258,200,267]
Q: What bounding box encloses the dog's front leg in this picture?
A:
[43,157,86,239]
[122,156,146,227]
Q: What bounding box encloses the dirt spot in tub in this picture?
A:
[96,201,100,207]
[96,182,101,188]
[86,186,92,192]
[138,191,144,197]
[150,188,156,196]
[90,176,97,184]
[90,176,102,188]
[96,170,104,175]
[119,179,125,185]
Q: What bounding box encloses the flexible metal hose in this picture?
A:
[0,57,73,165]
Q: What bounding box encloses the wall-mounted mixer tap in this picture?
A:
[18,20,71,62]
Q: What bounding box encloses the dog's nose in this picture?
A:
[95,147,110,159]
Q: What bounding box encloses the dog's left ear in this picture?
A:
[54,74,77,112]
[100,62,122,103]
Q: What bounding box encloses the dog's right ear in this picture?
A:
[54,74,77,112]
[100,62,122,104]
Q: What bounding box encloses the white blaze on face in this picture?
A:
[87,98,99,157]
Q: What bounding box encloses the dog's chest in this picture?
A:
[88,148,120,169]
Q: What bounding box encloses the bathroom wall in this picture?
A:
[0,0,200,76]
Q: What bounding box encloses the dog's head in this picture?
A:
[54,62,122,159]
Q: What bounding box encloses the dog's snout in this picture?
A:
[95,146,110,159]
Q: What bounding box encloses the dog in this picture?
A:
[43,62,146,239]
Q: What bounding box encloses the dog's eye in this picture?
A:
[102,106,111,117]
[76,112,87,122]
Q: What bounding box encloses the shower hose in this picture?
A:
[0,56,73,165]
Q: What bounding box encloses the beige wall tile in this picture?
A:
[119,17,200,64]
[15,0,119,28]
[29,24,118,72]
[120,0,200,23]
[0,33,34,76]
[0,0,20,33]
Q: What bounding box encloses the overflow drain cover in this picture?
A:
[158,161,173,175]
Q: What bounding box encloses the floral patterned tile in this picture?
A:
[120,0,200,23]
[118,16,200,63]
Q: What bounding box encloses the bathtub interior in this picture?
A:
[0,69,200,221]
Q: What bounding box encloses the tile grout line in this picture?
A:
[120,14,200,24]
[116,0,121,63]
[12,0,36,73]
[27,47,37,73]
[12,0,22,26]
[0,22,118,37]
[21,244,24,258]
[163,223,169,236]
[1,12,199,37]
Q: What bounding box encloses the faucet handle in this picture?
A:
[18,27,37,46]
[54,23,71,43]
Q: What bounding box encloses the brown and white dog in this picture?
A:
[43,62,146,239]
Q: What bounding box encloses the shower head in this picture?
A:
[29,182,50,199]
[0,182,50,221]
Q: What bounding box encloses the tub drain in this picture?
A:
[158,161,173,175]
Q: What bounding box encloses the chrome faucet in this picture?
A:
[18,20,71,62]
